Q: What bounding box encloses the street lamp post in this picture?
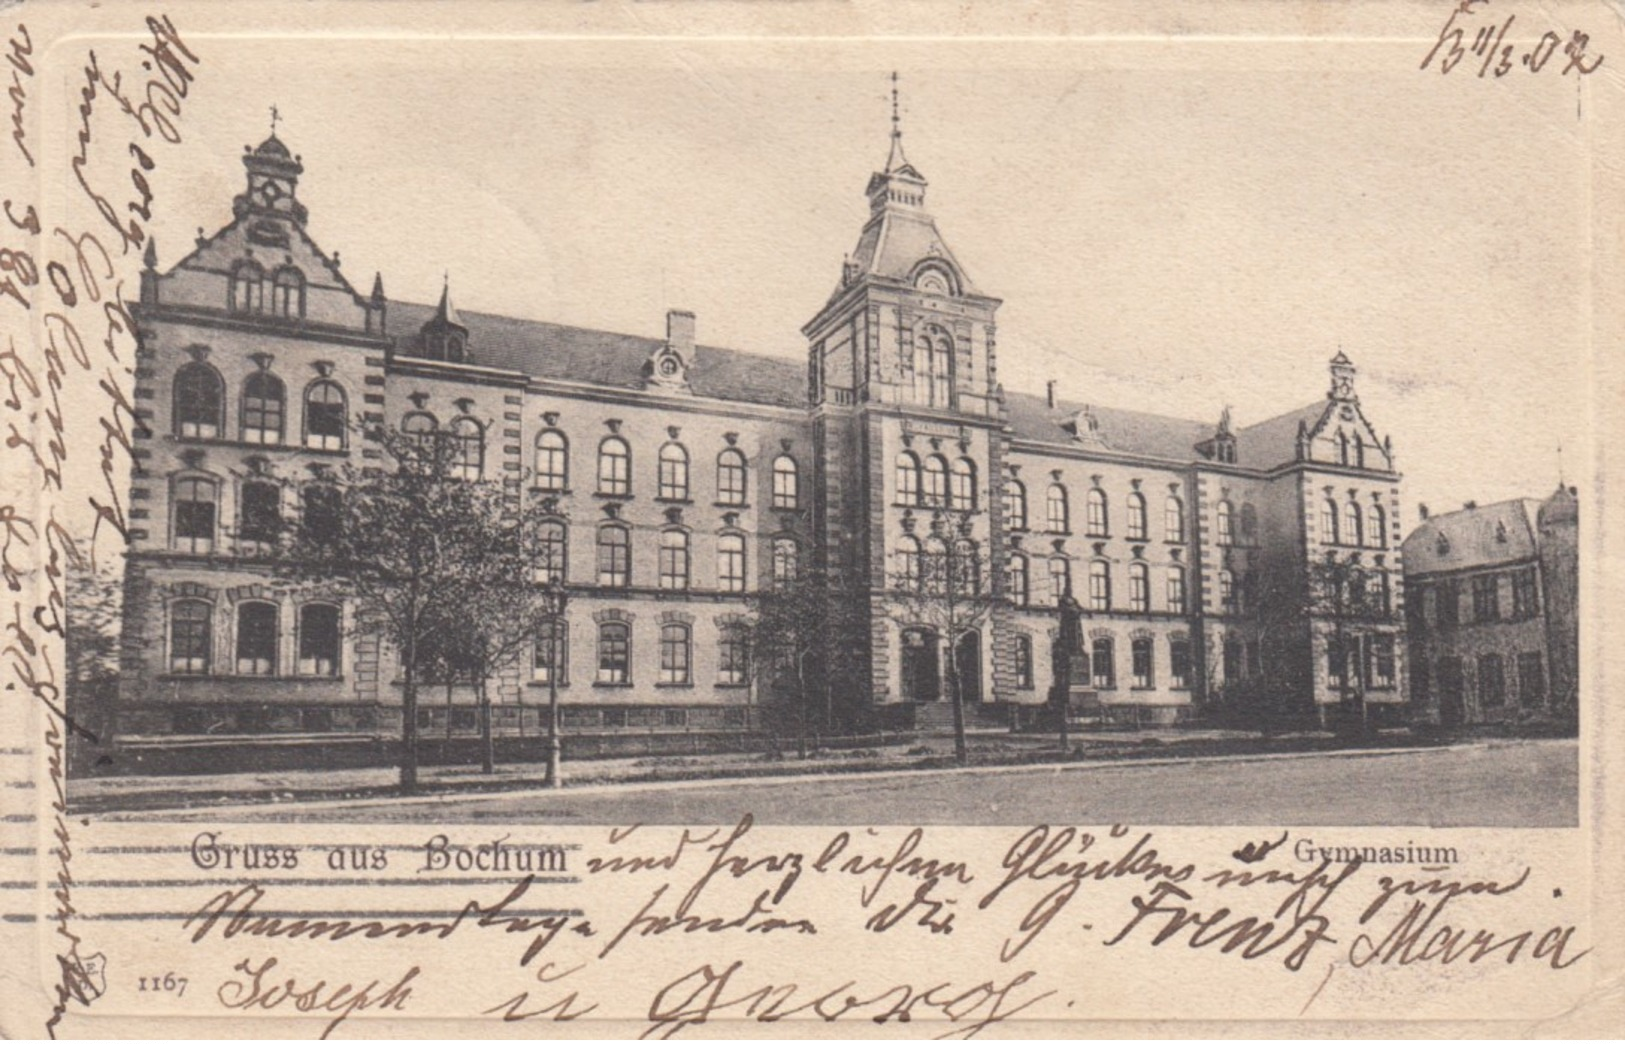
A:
[542,580,568,788]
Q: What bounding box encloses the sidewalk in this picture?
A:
[67,726,1438,815]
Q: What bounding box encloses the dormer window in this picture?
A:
[1436,533,1451,555]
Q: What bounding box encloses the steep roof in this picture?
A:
[1402,499,1541,575]
[388,301,807,409]
[1235,401,1329,467]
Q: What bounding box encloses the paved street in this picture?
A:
[146,738,1576,827]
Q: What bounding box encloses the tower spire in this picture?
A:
[885,70,910,174]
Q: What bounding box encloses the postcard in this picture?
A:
[1,0,1621,1037]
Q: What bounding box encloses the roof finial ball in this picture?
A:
[269,103,281,136]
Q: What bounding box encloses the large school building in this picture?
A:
[114,108,1410,753]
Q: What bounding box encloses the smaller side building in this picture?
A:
[1401,487,1577,728]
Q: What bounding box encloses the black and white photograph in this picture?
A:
[52,21,1587,829]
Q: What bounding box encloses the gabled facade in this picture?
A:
[115,111,1410,755]
[1401,489,1578,727]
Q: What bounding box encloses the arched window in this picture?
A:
[1007,554,1029,607]
[1047,484,1069,532]
[169,599,212,674]
[658,442,689,500]
[772,456,799,510]
[537,519,567,583]
[771,536,800,584]
[238,478,281,547]
[716,448,747,506]
[1165,495,1186,543]
[952,539,980,597]
[949,458,977,511]
[922,455,948,507]
[598,436,631,496]
[718,627,750,686]
[1343,501,1363,547]
[1239,503,1258,543]
[913,326,953,407]
[1013,634,1034,689]
[1090,637,1116,689]
[174,362,224,438]
[1086,488,1109,537]
[597,621,631,684]
[1048,556,1071,602]
[1128,562,1150,612]
[271,267,305,318]
[896,535,922,587]
[1126,492,1148,540]
[1005,479,1028,530]
[298,602,340,676]
[535,430,569,491]
[240,371,285,444]
[659,623,692,685]
[1169,636,1192,688]
[1215,500,1234,546]
[895,452,921,506]
[1088,560,1111,611]
[597,523,630,587]
[659,529,690,590]
[401,411,437,456]
[235,601,278,675]
[303,381,346,450]
[1166,566,1187,613]
[1321,499,1339,544]
[532,620,568,684]
[302,484,341,544]
[1366,504,1386,549]
[717,533,747,593]
[1219,568,1236,610]
[172,476,217,553]
[229,260,264,313]
[448,417,483,480]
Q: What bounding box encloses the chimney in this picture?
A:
[1418,504,1429,520]
[666,309,695,357]
[1046,380,1057,409]
[1463,500,1477,510]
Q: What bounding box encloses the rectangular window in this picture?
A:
[1518,651,1546,706]
[1224,639,1243,685]
[1169,638,1191,689]
[297,603,340,676]
[598,528,630,588]
[718,632,749,686]
[235,603,278,676]
[239,482,281,546]
[1437,580,1460,627]
[169,603,212,674]
[1129,569,1149,613]
[1131,638,1154,688]
[717,536,746,593]
[1088,563,1110,612]
[1472,575,1500,623]
[1512,569,1539,619]
[597,625,630,684]
[659,533,690,590]
[1090,640,1115,689]
[532,621,569,684]
[1367,635,1396,689]
[1478,653,1506,707]
[1166,569,1186,614]
[1014,637,1033,689]
[659,626,691,685]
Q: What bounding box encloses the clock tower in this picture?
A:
[232,120,309,247]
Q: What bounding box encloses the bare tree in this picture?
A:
[1305,550,1395,734]
[890,511,996,765]
[748,561,864,757]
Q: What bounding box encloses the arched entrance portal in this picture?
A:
[954,630,982,703]
[901,628,941,701]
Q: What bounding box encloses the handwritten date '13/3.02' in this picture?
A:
[1422,0,1604,78]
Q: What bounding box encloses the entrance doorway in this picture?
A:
[1438,657,1466,727]
[901,628,941,701]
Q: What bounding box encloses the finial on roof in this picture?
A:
[433,273,463,329]
[1218,404,1233,435]
[269,104,281,136]
[1557,440,1565,486]
[142,236,157,270]
[370,271,385,300]
[885,70,911,174]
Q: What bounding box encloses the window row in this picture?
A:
[1419,568,1539,629]
[171,477,344,553]
[1415,651,1546,709]
[1325,633,1399,690]
[1010,632,1193,691]
[168,599,340,676]
[228,260,306,318]
[1006,556,1215,615]
[535,432,799,509]
[1318,498,1388,549]
[894,453,977,511]
[583,524,792,592]
[175,362,347,449]
[1006,484,1195,544]
[400,412,486,480]
[532,620,751,688]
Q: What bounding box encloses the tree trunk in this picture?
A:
[545,626,562,788]
[402,625,419,794]
[947,635,968,766]
[479,675,494,775]
[445,677,454,740]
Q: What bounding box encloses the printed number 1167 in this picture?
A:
[138,973,188,997]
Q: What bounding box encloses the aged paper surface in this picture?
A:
[1,0,1621,1037]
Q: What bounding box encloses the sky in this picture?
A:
[134,34,1595,519]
